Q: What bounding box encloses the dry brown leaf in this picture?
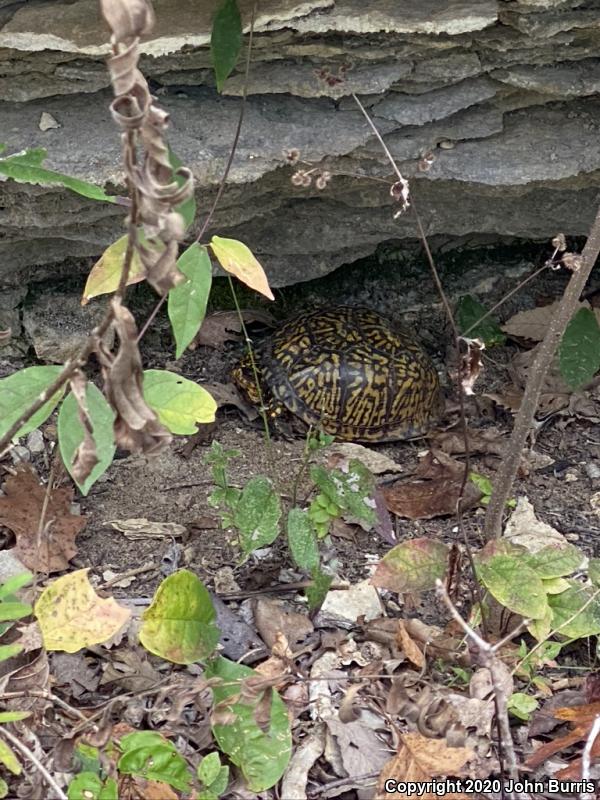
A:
[68,370,99,485]
[383,451,481,519]
[327,443,403,474]
[96,298,171,455]
[502,300,589,341]
[396,620,425,669]
[433,428,505,457]
[0,468,86,572]
[194,310,274,349]
[376,732,474,800]
[201,381,259,420]
[252,598,314,649]
[525,700,600,772]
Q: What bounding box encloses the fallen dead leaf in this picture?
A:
[107,518,186,539]
[252,597,314,649]
[376,732,474,800]
[504,497,570,552]
[201,381,258,420]
[193,309,274,349]
[328,443,403,474]
[525,699,600,776]
[502,300,590,341]
[396,619,425,669]
[0,468,86,572]
[433,428,505,457]
[382,451,481,519]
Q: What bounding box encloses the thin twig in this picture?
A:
[437,580,526,798]
[136,3,257,345]
[0,726,67,800]
[0,690,89,723]
[484,206,600,538]
[581,714,600,784]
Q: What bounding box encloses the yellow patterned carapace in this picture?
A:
[232,306,442,442]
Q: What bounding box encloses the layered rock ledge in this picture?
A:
[0,0,599,288]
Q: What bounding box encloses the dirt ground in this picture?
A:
[58,240,600,604]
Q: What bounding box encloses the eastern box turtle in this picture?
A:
[232,306,442,442]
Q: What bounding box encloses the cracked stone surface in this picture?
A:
[0,0,599,288]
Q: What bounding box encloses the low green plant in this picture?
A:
[205,438,379,608]
[0,572,33,798]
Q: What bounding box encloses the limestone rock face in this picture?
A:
[0,0,599,287]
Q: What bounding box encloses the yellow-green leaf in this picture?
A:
[140,570,219,664]
[209,236,274,300]
[82,235,146,304]
[0,739,21,775]
[143,369,217,434]
[34,569,131,653]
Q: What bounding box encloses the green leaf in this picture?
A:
[0,738,21,775]
[205,656,292,792]
[469,471,492,498]
[0,366,65,440]
[524,543,584,579]
[0,148,118,203]
[211,0,242,91]
[0,601,32,621]
[118,731,191,793]
[57,384,116,496]
[168,148,196,230]
[140,569,220,664]
[541,577,571,595]
[507,692,538,721]
[476,554,548,619]
[305,567,332,611]
[559,307,600,389]
[143,369,217,434]
[198,752,229,794]
[68,773,118,800]
[0,572,33,601]
[0,644,24,662]
[547,581,600,638]
[168,244,212,358]
[310,460,377,528]
[456,294,506,346]
[73,743,101,775]
[0,711,29,724]
[233,477,282,557]
[372,538,450,593]
[527,604,553,642]
[0,777,8,799]
[589,558,600,586]
[287,508,319,573]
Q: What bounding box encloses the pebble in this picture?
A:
[10,445,30,464]
[585,463,600,480]
[26,429,45,454]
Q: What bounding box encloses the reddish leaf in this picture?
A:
[0,468,86,572]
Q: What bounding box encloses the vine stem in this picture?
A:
[484,205,600,539]
[0,727,68,800]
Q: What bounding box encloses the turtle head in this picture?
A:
[232,352,283,419]
[232,351,262,405]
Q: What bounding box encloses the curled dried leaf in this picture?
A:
[100,0,155,42]
[459,337,485,396]
[96,299,171,455]
[68,370,100,485]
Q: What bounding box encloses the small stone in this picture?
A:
[39,112,60,131]
[564,471,578,482]
[10,445,30,464]
[585,463,600,480]
[26,429,45,454]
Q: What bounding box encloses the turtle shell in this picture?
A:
[255,306,442,442]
